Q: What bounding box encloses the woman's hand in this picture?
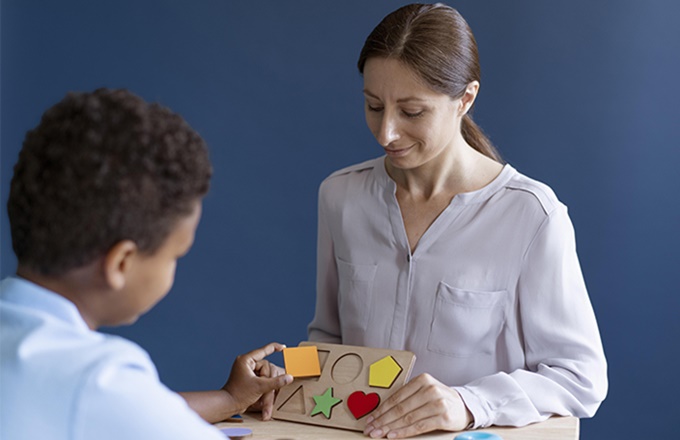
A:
[363,373,472,438]
[222,342,293,418]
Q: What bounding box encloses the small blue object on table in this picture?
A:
[454,432,503,440]
[220,427,253,438]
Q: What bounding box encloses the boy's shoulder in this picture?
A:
[1,281,182,439]
[0,277,157,386]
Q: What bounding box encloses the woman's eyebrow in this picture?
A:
[363,89,427,103]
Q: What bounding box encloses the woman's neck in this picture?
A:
[386,143,499,201]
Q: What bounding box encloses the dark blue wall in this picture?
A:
[2,1,679,438]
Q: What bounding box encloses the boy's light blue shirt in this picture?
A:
[0,277,224,440]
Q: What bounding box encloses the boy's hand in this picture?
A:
[246,360,287,420]
[222,342,293,417]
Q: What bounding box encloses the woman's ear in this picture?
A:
[103,240,138,290]
[460,81,480,116]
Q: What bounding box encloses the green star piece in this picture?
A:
[310,387,342,419]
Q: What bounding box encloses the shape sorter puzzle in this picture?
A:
[272,342,416,431]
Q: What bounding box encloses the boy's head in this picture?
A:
[8,88,212,278]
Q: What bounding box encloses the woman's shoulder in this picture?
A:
[319,157,383,192]
[318,157,385,208]
[323,157,383,181]
[502,166,563,217]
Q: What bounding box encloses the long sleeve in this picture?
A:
[455,205,608,427]
[307,184,342,343]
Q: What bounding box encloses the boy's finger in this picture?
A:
[245,342,286,362]
[255,359,271,376]
[259,374,294,394]
[260,389,276,420]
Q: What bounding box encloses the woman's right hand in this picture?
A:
[362,373,472,438]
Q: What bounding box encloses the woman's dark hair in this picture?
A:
[8,88,212,276]
[358,3,502,162]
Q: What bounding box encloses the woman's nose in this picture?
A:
[376,112,400,147]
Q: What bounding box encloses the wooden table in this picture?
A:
[215,414,579,440]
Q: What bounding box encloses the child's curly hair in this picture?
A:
[8,88,212,276]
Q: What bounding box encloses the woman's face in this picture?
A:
[363,57,464,170]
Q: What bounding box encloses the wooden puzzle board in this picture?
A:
[272,342,416,431]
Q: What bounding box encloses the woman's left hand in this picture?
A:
[363,373,472,438]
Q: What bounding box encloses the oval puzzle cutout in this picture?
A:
[331,353,363,384]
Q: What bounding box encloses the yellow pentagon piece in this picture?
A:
[369,355,403,388]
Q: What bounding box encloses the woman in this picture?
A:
[307,3,607,438]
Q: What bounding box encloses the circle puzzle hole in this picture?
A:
[331,353,363,384]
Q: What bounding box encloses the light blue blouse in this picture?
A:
[0,277,224,440]
[308,157,608,428]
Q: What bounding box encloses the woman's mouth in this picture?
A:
[384,145,414,157]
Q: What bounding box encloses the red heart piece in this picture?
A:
[347,391,380,419]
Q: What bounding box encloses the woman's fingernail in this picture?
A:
[370,428,383,438]
[363,425,374,435]
[366,416,375,424]
[387,432,397,439]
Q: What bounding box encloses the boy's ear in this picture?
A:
[103,240,138,290]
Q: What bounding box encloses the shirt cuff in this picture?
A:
[453,386,490,429]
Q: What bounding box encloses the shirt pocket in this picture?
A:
[336,258,378,333]
[427,282,507,357]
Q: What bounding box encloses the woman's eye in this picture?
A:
[367,105,383,112]
[403,110,424,118]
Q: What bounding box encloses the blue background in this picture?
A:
[2,1,679,438]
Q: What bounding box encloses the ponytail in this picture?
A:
[461,114,504,163]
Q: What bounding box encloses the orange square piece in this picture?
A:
[283,346,321,378]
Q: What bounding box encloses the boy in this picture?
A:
[0,88,292,439]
